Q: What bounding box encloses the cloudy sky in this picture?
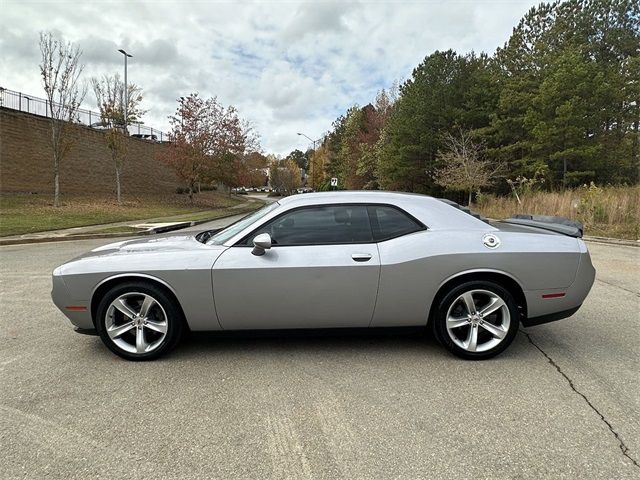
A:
[1,0,536,155]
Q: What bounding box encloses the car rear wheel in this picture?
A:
[434,281,519,360]
[95,282,184,361]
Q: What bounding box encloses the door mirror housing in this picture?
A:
[251,233,272,256]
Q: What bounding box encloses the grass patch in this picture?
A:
[0,192,254,237]
[473,185,639,240]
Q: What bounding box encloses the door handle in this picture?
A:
[351,253,372,262]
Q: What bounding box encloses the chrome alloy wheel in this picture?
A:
[445,289,511,353]
[105,292,168,354]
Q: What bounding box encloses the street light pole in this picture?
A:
[297,132,320,190]
[118,49,132,134]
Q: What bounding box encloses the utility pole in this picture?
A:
[118,49,132,134]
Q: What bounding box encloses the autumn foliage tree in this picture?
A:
[269,159,301,194]
[91,74,145,204]
[235,151,269,188]
[285,149,308,170]
[308,143,329,189]
[160,94,253,201]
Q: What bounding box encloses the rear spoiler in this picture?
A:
[502,215,584,238]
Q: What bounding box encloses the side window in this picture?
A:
[245,205,373,245]
[367,205,423,241]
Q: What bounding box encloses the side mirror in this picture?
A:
[251,233,272,256]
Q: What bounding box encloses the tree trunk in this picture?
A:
[53,149,60,207]
[116,167,122,205]
[468,190,472,206]
[52,123,60,208]
[632,116,639,183]
[53,165,60,207]
[188,185,194,203]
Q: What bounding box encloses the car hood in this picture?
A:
[63,234,222,264]
[90,234,206,253]
[54,233,227,276]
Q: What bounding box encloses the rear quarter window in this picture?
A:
[367,205,424,241]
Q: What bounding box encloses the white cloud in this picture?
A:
[0,0,535,155]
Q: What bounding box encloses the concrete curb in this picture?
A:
[583,236,639,248]
[0,211,251,247]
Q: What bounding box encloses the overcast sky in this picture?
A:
[1,0,536,155]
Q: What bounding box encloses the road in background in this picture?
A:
[0,229,638,479]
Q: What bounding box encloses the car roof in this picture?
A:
[279,190,430,205]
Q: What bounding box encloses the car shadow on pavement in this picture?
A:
[82,326,528,362]
[170,327,446,360]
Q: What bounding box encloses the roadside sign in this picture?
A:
[330,177,338,187]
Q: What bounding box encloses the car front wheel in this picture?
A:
[95,282,184,361]
[434,281,519,360]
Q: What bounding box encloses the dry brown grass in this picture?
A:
[473,185,640,240]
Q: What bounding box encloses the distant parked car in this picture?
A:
[132,134,158,142]
[90,121,128,132]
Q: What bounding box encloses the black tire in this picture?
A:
[95,281,184,361]
[434,280,519,360]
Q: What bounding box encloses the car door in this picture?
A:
[212,204,381,330]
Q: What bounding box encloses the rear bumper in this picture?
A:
[524,245,595,324]
[73,326,98,336]
[522,305,581,327]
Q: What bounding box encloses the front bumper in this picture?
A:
[51,272,94,330]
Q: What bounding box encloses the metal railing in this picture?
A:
[0,87,167,141]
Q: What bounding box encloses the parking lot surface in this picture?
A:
[0,227,638,479]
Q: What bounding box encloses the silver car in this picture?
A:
[51,191,595,361]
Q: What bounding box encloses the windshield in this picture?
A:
[206,202,280,245]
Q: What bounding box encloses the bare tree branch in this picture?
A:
[39,31,86,206]
[434,130,503,205]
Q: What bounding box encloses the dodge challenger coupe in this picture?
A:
[51,191,595,361]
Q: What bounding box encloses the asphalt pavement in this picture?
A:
[0,223,638,479]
